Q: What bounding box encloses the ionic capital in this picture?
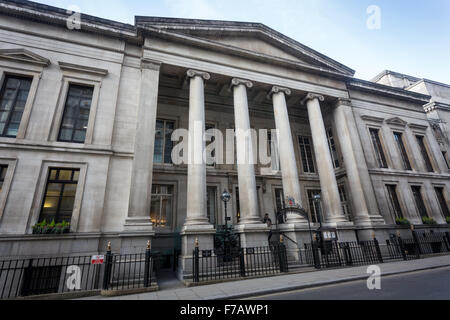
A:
[300,92,325,105]
[268,86,292,98]
[186,69,211,81]
[230,78,253,89]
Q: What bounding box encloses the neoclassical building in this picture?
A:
[0,0,449,272]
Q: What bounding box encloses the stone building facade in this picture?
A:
[0,1,448,275]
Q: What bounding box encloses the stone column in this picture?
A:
[270,86,306,224]
[180,70,215,277]
[231,78,269,247]
[303,93,347,226]
[333,98,385,226]
[124,59,161,234]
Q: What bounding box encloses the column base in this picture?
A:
[353,214,386,227]
[234,223,270,248]
[179,224,215,279]
[123,217,156,234]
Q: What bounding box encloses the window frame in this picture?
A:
[415,135,435,172]
[38,168,81,224]
[385,184,404,221]
[0,69,41,140]
[434,186,449,218]
[0,158,17,222]
[153,118,176,165]
[369,127,388,168]
[149,182,177,231]
[57,84,95,144]
[306,188,322,224]
[49,75,101,145]
[297,135,316,174]
[338,184,352,221]
[28,161,87,234]
[410,185,429,220]
[393,131,412,171]
[326,128,340,169]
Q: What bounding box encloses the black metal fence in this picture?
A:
[303,231,450,270]
[192,243,288,283]
[0,245,156,299]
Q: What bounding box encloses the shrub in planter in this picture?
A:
[395,217,410,226]
[422,217,437,225]
[446,217,450,224]
[32,219,70,234]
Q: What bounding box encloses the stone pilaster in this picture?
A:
[124,59,161,233]
[333,98,385,226]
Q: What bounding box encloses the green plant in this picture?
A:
[395,217,410,226]
[422,217,437,225]
[32,219,70,234]
[446,217,450,224]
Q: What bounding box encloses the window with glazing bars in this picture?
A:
[39,168,80,224]
[434,187,449,218]
[58,84,94,143]
[0,75,32,138]
[411,186,428,219]
[442,151,450,169]
[393,132,412,170]
[153,119,175,164]
[338,185,352,221]
[386,184,403,220]
[307,189,322,223]
[327,128,340,168]
[369,128,388,168]
[415,135,434,172]
[298,136,315,173]
[205,123,216,166]
[0,165,7,193]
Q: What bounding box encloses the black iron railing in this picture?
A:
[192,243,288,283]
[0,246,156,299]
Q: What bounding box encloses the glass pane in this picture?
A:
[63,184,77,196]
[46,183,63,197]
[49,169,57,180]
[58,170,72,181]
[73,130,86,142]
[42,196,59,213]
[150,197,159,225]
[72,170,80,182]
[5,122,19,136]
[0,111,8,122]
[59,128,72,141]
[59,196,75,211]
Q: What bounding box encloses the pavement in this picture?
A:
[78,254,450,300]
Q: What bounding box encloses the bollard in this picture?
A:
[144,240,152,287]
[373,238,384,263]
[193,238,199,283]
[102,241,113,290]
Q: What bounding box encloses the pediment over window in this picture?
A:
[0,48,50,66]
[360,115,384,123]
[386,117,408,127]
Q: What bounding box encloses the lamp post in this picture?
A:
[221,189,231,226]
[312,193,323,229]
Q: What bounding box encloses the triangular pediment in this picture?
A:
[136,17,355,77]
[0,48,50,66]
[386,117,408,127]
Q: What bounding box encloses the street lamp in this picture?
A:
[312,193,323,228]
[221,189,231,226]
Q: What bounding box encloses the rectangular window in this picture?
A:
[411,186,428,219]
[0,75,32,138]
[442,151,450,169]
[415,135,434,172]
[154,119,175,164]
[0,165,7,193]
[338,185,352,221]
[207,186,217,225]
[327,128,340,169]
[58,84,94,143]
[369,128,388,168]
[393,132,412,170]
[39,168,80,224]
[150,185,173,227]
[386,185,403,220]
[435,187,449,218]
[307,189,322,223]
[274,188,285,213]
[298,136,315,173]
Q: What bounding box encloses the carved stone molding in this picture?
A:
[300,92,325,105]
[386,117,408,127]
[186,69,211,81]
[335,98,352,107]
[230,78,253,89]
[268,86,291,97]
[360,115,384,124]
[58,61,108,76]
[408,123,428,131]
[0,48,50,67]
[141,58,161,71]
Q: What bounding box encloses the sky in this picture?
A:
[31,0,450,84]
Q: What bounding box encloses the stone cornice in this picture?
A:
[408,123,428,131]
[186,69,211,80]
[385,117,408,127]
[230,78,253,89]
[141,58,161,71]
[58,61,108,76]
[335,98,352,107]
[347,79,430,104]
[360,115,384,123]
[424,101,450,113]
